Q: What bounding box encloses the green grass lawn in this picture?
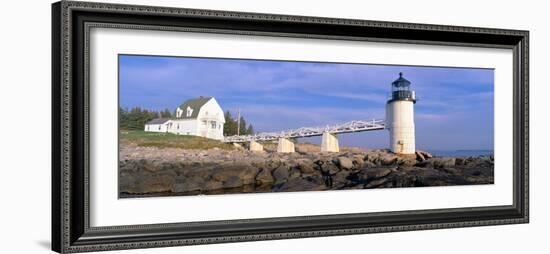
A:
[120,130,235,150]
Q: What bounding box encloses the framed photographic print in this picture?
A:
[51,1,529,253]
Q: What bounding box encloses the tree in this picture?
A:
[223,111,237,136]
[119,107,130,129]
[160,108,172,118]
[238,116,247,135]
[223,110,255,136]
[119,106,159,130]
[246,124,255,135]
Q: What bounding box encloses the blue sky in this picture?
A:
[119,55,494,150]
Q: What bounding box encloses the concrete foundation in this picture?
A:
[277,138,295,153]
[249,140,264,152]
[321,132,339,152]
[232,143,243,148]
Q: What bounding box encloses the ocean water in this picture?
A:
[426,149,494,157]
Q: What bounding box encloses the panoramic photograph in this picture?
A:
[118,55,494,198]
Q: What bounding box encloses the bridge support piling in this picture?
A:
[277,138,295,153]
[321,132,339,152]
[249,140,264,152]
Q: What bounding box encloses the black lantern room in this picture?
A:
[388,72,416,103]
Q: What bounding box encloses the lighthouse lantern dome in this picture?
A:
[391,72,411,91]
[388,72,416,103]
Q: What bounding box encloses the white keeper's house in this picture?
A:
[144,96,225,141]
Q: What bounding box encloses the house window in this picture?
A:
[177,124,180,129]
[205,111,208,116]
[158,125,161,130]
[211,121,216,129]
[186,106,193,117]
[202,120,207,126]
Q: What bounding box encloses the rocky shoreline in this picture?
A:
[119,144,494,198]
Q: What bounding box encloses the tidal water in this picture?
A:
[426,149,494,157]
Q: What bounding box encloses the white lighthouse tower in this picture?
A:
[385,72,417,154]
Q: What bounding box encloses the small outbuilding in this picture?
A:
[144,117,170,132]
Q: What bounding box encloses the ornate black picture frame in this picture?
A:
[51,1,529,253]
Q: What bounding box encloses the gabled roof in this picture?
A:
[176,96,212,119]
[146,117,171,125]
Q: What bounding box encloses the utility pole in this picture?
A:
[237,108,241,135]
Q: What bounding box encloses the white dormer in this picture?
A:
[176,107,183,118]
[186,106,193,117]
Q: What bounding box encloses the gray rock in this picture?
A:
[362,160,377,168]
[272,165,290,184]
[222,176,243,189]
[364,153,380,164]
[210,163,258,185]
[416,157,455,169]
[266,159,282,170]
[432,157,456,169]
[174,177,202,193]
[332,171,350,186]
[415,151,426,162]
[441,167,460,175]
[455,157,466,166]
[414,167,473,186]
[125,174,175,193]
[119,144,494,197]
[352,155,365,169]
[356,167,393,181]
[313,159,325,167]
[296,158,316,174]
[255,168,274,185]
[211,164,240,182]
[274,178,326,192]
[183,166,213,179]
[365,177,389,188]
[240,166,259,185]
[465,157,493,168]
[321,162,340,175]
[141,160,160,172]
[414,160,430,168]
[119,161,139,173]
[289,168,302,179]
[337,156,354,170]
[118,174,137,193]
[380,154,399,165]
[202,181,223,191]
[419,150,433,159]
[398,155,417,167]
